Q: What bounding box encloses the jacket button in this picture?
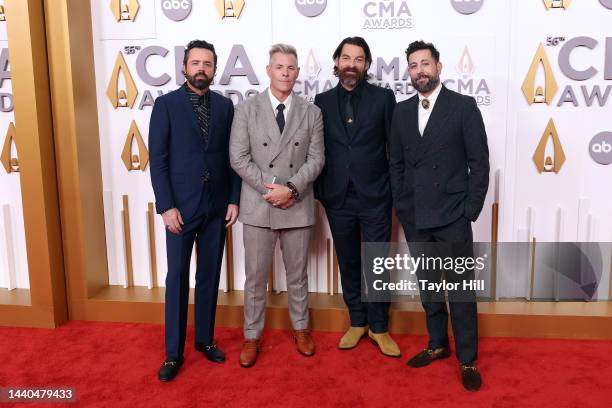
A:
[269,164,274,168]
[434,182,439,187]
[433,164,438,169]
[289,164,293,168]
[295,142,299,146]
[263,142,268,147]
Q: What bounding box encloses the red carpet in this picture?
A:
[0,321,611,408]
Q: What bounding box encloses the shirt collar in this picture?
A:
[184,82,209,104]
[418,82,442,105]
[268,88,293,112]
[338,78,365,99]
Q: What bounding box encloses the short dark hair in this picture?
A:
[405,40,440,63]
[332,36,373,79]
[183,39,218,67]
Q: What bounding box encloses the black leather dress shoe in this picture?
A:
[406,347,451,368]
[460,363,482,391]
[158,357,182,382]
[195,343,226,363]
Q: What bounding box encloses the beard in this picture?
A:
[338,66,365,88]
[184,71,212,90]
[411,72,440,94]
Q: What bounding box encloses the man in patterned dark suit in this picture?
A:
[390,40,489,391]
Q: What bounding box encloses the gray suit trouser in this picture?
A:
[242,223,312,339]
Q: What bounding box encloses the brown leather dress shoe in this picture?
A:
[293,329,315,357]
[406,347,451,368]
[239,339,260,368]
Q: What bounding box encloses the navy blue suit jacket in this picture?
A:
[389,86,489,229]
[314,81,396,210]
[149,86,240,220]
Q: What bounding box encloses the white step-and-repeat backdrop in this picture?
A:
[3,1,611,299]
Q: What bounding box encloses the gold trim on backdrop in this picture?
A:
[1,122,18,173]
[122,195,134,287]
[147,202,157,289]
[43,0,109,309]
[326,238,331,295]
[0,0,68,327]
[226,226,234,292]
[121,120,148,171]
[490,203,499,300]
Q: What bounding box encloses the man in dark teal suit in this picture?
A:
[149,40,240,381]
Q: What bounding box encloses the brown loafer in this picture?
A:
[293,329,315,357]
[239,339,260,368]
[406,347,451,368]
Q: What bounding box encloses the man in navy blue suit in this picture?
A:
[149,40,240,381]
[314,37,400,357]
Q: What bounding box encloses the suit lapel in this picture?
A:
[206,91,218,151]
[257,89,282,144]
[178,86,204,147]
[271,93,307,161]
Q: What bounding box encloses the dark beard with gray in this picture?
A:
[184,71,212,90]
[411,73,440,94]
[338,66,365,88]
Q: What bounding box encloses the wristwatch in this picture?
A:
[286,182,299,200]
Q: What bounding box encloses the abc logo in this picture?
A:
[451,0,484,15]
[600,0,612,10]
[295,0,327,17]
[589,131,612,165]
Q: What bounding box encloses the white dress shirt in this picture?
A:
[268,88,292,123]
[418,83,442,136]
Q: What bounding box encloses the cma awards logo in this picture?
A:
[106,45,261,109]
[295,0,327,17]
[110,0,140,22]
[589,131,612,165]
[363,1,414,29]
[121,120,149,171]
[0,4,6,22]
[215,0,245,19]
[1,122,18,174]
[522,38,612,107]
[533,119,566,173]
[294,49,333,102]
[451,0,484,15]
[542,0,570,9]
[443,47,491,106]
